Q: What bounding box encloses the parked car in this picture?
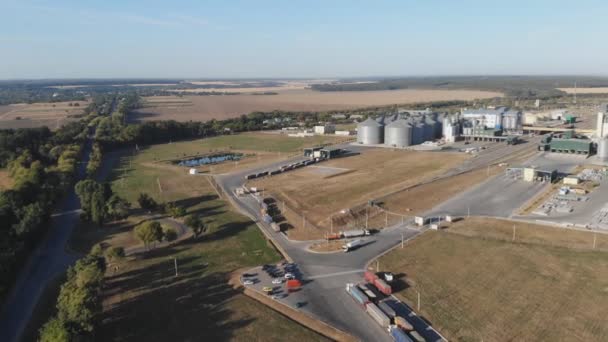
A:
[243,280,254,285]
[284,273,294,280]
[272,278,283,284]
[271,295,281,300]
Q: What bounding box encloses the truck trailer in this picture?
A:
[346,283,369,306]
[379,300,397,318]
[342,239,363,252]
[341,229,370,238]
[366,303,390,328]
[388,325,413,342]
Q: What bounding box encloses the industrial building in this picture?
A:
[462,107,522,133]
[356,113,443,147]
[314,124,335,135]
[506,166,557,183]
[538,131,593,156]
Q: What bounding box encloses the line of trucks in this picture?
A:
[346,272,427,342]
[244,159,318,180]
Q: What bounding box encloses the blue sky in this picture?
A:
[2,0,608,79]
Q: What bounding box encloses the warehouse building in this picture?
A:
[314,124,335,135]
[538,131,593,155]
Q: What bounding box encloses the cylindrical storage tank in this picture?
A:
[412,119,425,145]
[598,138,608,161]
[424,117,436,141]
[357,118,384,145]
[384,119,412,148]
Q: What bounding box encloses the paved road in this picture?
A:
[0,143,124,342]
[216,148,444,342]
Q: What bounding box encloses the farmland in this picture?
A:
[249,149,469,233]
[379,217,608,342]
[0,100,87,129]
[67,138,330,342]
[132,88,502,122]
[558,87,608,94]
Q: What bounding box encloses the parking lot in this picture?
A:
[241,262,310,309]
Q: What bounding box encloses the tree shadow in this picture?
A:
[99,262,254,341]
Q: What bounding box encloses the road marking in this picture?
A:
[306,269,363,280]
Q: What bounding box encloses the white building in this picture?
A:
[335,130,354,136]
[597,104,608,138]
[442,116,460,143]
[314,124,336,135]
[188,168,197,175]
[462,107,522,133]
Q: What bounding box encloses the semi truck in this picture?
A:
[388,325,413,342]
[379,300,397,318]
[366,302,390,329]
[342,239,363,252]
[365,271,393,295]
[345,283,369,306]
[341,229,370,238]
[270,222,280,232]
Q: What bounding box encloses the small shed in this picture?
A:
[563,176,580,185]
[189,168,197,175]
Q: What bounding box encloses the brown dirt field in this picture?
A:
[250,149,469,229]
[0,100,88,129]
[308,240,345,253]
[379,217,608,341]
[558,87,608,94]
[133,89,502,122]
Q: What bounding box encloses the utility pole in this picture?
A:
[174,257,178,277]
[593,232,597,249]
[385,212,388,227]
[417,290,421,311]
[401,233,404,249]
[512,225,516,242]
[376,260,380,272]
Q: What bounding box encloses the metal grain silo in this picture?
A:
[384,119,412,148]
[598,138,608,161]
[357,117,384,145]
[426,116,440,139]
[411,119,425,145]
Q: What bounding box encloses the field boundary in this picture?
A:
[242,287,357,342]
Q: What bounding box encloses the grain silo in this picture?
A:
[411,118,425,145]
[357,117,384,145]
[598,138,608,161]
[384,119,412,148]
[424,116,437,141]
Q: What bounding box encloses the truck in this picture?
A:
[245,174,256,180]
[286,279,301,291]
[394,316,414,331]
[364,271,378,283]
[366,302,390,328]
[345,283,368,306]
[409,331,426,342]
[388,325,413,342]
[270,222,280,232]
[327,233,341,240]
[262,215,273,224]
[342,239,363,252]
[374,278,392,295]
[379,300,396,318]
[341,229,370,238]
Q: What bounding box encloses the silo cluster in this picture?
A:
[357,113,443,147]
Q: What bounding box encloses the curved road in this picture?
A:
[215,146,444,342]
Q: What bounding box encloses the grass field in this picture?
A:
[0,100,87,129]
[558,87,608,94]
[67,137,331,341]
[249,149,469,233]
[379,217,608,341]
[133,89,502,122]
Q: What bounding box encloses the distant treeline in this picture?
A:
[310,76,608,99]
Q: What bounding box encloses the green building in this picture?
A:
[548,138,592,155]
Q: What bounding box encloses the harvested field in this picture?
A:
[558,87,608,94]
[379,217,608,342]
[0,100,88,129]
[249,149,469,231]
[133,89,502,122]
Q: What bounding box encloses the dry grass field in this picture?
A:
[249,149,469,230]
[558,87,608,94]
[0,100,87,129]
[380,217,608,342]
[133,89,502,122]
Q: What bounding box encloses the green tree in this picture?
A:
[105,246,125,263]
[75,179,108,223]
[105,195,131,220]
[134,221,163,250]
[90,190,106,226]
[184,214,207,238]
[166,203,187,218]
[137,193,157,211]
[39,317,71,342]
[12,202,44,237]
[163,227,178,242]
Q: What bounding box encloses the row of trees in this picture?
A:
[85,143,102,177]
[0,121,89,302]
[39,247,106,341]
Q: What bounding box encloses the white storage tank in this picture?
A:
[357,117,384,145]
[598,138,608,161]
[384,119,412,148]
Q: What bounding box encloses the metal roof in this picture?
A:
[359,117,382,127]
[386,118,412,128]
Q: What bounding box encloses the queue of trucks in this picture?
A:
[346,280,422,342]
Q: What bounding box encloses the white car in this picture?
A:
[243,280,254,285]
[284,273,294,280]
[271,295,281,300]
[272,278,283,284]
